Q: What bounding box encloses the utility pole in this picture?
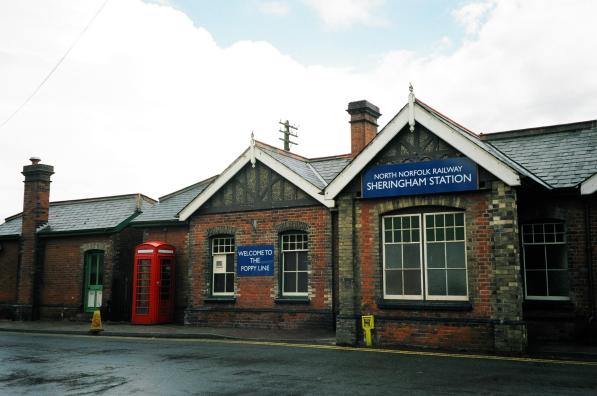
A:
[278,120,298,151]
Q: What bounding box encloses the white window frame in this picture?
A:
[522,222,569,301]
[281,233,309,297]
[211,236,235,296]
[382,211,469,301]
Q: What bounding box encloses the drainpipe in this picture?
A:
[584,198,595,326]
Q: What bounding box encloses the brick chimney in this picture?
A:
[16,157,54,320]
[347,100,381,157]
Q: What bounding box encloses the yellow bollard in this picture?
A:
[90,309,103,334]
[361,315,374,347]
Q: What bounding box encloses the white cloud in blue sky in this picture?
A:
[1,0,597,221]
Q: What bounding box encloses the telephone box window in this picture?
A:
[522,222,569,300]
[281,233,309,296]
[212,236,235,295]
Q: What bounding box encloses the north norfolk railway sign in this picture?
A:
[362,157,478,198]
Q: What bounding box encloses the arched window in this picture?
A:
[211,235,235,296]
[521,221,569,300]
[280,232,309,297]
[382,211,468,301]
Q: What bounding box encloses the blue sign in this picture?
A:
[362,157,478,198]
[237,245,274,276]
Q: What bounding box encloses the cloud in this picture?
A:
[257,1,290,17]
[452,1,496,35]
[303,0,387,30]
[1,0,597,221]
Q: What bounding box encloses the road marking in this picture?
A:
[2,331,596,367]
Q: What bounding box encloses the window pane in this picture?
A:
[447,270,467,296]
[297,251,308,271]
[403,244,420,269]
[298,272,308,293]
[546,245,566,269]
[412,216,419,228]
[446,242,465,269]
[427,243,445,269]
[385,230,393,243]
[526,271,547,296]
[284,273,296,293]
[402,216,411,229]
[435,214,444,227]
[436,228,445,241]
[96,255,103,286]
[455,213,464,226]
[524,245,545,270]
[385,244,402,269]
[428,269,446,295]
[446,228,454,241]
[225,274,234,293]
[226,254,234,272]
[384,217,392,231]
[403,270,421,295]
[412,229,420,242]
[445,213,454,226]
[455,227,464,240]
[90,258,98,285]
[548,271,569,297]
[214,274,225,293]
[426,215,434,228]
[394,230,402,243]
[385,270,402,295]
[426,228,435,242]
[285,253,297,271]
[402,230,411,243]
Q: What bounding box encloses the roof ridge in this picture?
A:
[49,193,156,206]
[415,98,479,137]
[481,119,597,140]
[255,140,309,161]
[158,175,218,201]
[309,153,352,161]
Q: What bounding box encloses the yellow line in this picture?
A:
[4,331,597,367]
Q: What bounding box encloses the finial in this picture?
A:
[30,156,41,165]
[408,83,415,132]
[250,131,256,168]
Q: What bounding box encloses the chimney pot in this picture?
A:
[347,100,381,157]
[30,157,41,165]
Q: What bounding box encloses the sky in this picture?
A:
[1,0,597,222]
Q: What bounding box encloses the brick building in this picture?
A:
[0,159,155,321]
[1,91,595,354]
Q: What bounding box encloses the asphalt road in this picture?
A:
[0,332,596,395]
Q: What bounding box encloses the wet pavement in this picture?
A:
[1,332,596,395]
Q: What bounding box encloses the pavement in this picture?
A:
[1,319,596,362]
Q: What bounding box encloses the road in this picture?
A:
[0,332,596,395]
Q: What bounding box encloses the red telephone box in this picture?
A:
[132,241,175,324]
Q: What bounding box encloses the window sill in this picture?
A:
[523,300,574,310]
[204,296,236,303]
[275,297,310,305]
[378,300,472,311]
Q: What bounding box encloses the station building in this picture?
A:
[1,91,595,354]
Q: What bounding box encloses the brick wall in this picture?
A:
[0,239,19,318]
[142,225,190,323]
[336,181,526,353]
[519,192,597,341]
[38,235,113,319]
[185,206,334,330]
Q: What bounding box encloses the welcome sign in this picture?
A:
[237,245,274,276]
[362,157,478,198]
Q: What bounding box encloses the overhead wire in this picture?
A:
[0,0,109,131]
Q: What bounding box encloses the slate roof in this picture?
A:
[0,194,156,237]
[132,177,216,224]
[483,120,597,189]
[257,142,351,188]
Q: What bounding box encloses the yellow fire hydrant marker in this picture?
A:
[362,315,374,347]
[90,309,103,334]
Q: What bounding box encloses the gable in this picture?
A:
[198,161,318,214]
[374,123,461,165]
[325,100,521,200]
